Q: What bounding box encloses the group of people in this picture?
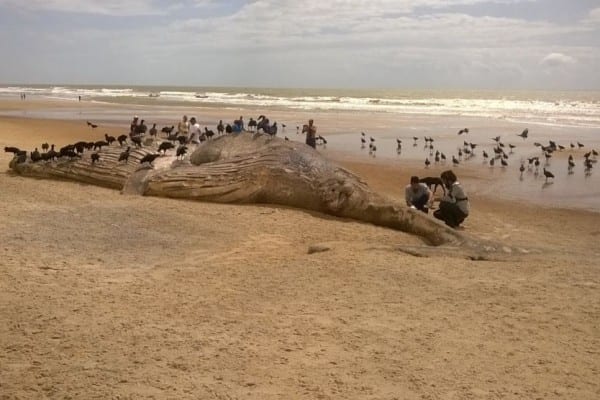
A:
[175,115,202,144]
[130,113,317,148]
[170,114,319,149]
[405,170,470,229]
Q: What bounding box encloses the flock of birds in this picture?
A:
[4,117,239,168]
[3,114,333,169]
[358,127,597,184]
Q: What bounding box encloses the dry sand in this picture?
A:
[1,101,599,399]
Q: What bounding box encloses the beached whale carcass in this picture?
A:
[8,132,508,256]
[148,133,464,246]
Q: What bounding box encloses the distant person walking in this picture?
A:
[433,170,470,228]
[304,119,317,149]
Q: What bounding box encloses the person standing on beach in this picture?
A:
[136,119,148,135]
[235,116,244,131]
[305,119,317,148]
[188,117,201,144]
[433,170,470,228]
[178,115,189,137]
[130,115,139,135]
[405,176,433,213]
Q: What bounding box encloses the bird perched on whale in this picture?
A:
[176,145,188,160]
[4,146,21,154]
[105,134,116,145]
[91,153,100,164]
[140,153,160,166]
[117,134,128,146]
[118,147,131,163]
[158,141,175,154]
[93,141,108,150]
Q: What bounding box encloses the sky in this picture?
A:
[0,0,599,90]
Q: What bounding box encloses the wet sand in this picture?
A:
[1,100,600,399]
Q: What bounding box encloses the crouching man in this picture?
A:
[433,170,470,228]
[405,176,433,213]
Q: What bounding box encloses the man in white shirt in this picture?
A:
[188,117,201,144]
[405,176,433,213]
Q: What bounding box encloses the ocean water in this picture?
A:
[1,84,599,212]
[2,84,600,129]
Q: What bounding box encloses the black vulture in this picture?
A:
[117,134,128,146]
[139,153,161,166]
[104,134,116,145]
[176,145,188,160]
[158,141,175,154]
[118,147,131,163]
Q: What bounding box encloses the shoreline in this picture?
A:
[2,85,600,129]
[3,94,600,130]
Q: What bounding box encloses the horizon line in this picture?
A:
[2,83,599,93]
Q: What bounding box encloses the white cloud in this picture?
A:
[0,0,535,18]
[160,3,579,57]
[540,52,577,67]
[0,0,168,16]
[0,0,597,89]
[583,7,600,26]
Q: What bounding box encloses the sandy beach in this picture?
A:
[1,100,599,399]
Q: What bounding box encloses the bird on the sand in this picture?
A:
[519,163,525,178]
[517,128,528,139]
[543,168,554,182]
